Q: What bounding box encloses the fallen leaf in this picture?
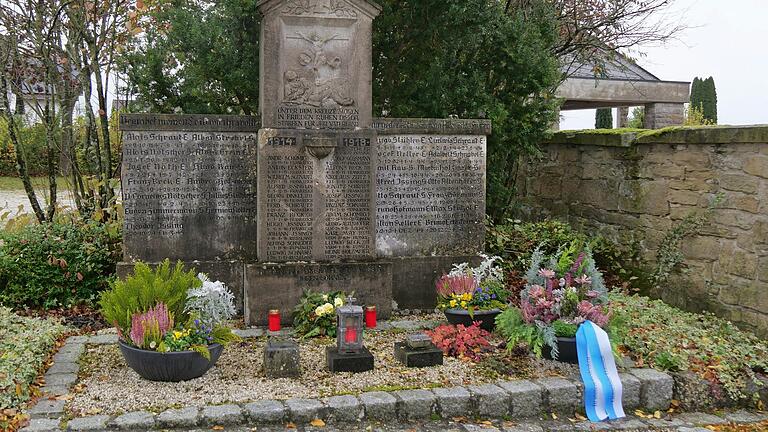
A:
[211,426,224,431]
[310,418,326,427]
[654,410,661,419]
[479,420,493,426]
[285,422,297,429]
[551,412,558,420]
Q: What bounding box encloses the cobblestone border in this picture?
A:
[20,324,763,431]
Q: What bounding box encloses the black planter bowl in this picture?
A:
[118,340,224,382]
[443,308,501,331]
[542,337,578,364]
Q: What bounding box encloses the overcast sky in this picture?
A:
[560,0,768,130]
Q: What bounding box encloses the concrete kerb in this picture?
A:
[23,327,684,431]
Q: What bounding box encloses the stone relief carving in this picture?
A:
[283,31,355,108]
[283,0,358,17]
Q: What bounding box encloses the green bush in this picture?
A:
[0,220,121,309]
[0,307,68,418]
[100,260,200,337]
[0,119,51,177]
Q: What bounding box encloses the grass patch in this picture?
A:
[0,307,68,427]
[611,293,768,402]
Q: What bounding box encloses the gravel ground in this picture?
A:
[67,331,576,417]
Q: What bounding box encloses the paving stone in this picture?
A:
[112,411,155,429]
[23,418,61,432]
[394,389,436,420]
[501,424,544,432]
[629,368,674,411]
[234,328,265,338]
[87,334,117,345]
[156,407,200,428]
[66,415,109,431]
[43,374,77,388]
[724,410,768,424]
[618,373,641,409]
[467,384,510,417]
[66,336,89,344]
[29,398,65,419]
[602,419,648,430]
[535,377,579,414]
[677,427,711,432]
[644,417,686,428]
[497,380,544,418]
[676,412,728,426]
[52,345,84,364]
[360,391,398,420]
[463,424,500,432]
[244,400,287,423]
[433,386,471,418]
[322,395,362,423]
[42,386,69,397]
[46,362,79,375]
[201,404,245,426]
[285,398,325,423]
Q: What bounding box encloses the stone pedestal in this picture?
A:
[394,342,443,368]
[264,339,301,378]
[326,346,374,373]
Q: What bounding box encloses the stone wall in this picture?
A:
[516,126,768,337]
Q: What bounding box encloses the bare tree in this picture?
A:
[506,0,687,78]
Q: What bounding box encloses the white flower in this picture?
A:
[322,294,329,301]
[334,297,343,307]
[315,305,325,316]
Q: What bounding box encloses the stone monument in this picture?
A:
[118,0,491,325]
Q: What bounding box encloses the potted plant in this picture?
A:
[436,254,509,331]
[495,242,611,364]
[293,290,349,339]
[99,260,240,382]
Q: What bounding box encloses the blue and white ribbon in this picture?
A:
[576,320,626,422]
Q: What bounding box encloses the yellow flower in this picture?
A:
[173,331,183,339]
[334,297,344,307]
[449,299,457,308]
[461,293,472,301]
[460,301,467,308]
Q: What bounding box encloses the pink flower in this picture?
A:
[529,284,545,298]
[577,301,610,327]
[538,268,556,279]
[436,274,477,297]
[586,290,600,298]
[129,303,174,348]
[575,274,592,285]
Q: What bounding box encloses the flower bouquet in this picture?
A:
[100,261,241,381]
[496,242,611,362]
[293,290,349,338]
[436,254,510,330]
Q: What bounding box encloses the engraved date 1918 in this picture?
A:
[342,138,370,147]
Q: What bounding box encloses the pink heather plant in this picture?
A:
[129,303,174,349]
[436,274,477,297]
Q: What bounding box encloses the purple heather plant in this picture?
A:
[129,303,174,349]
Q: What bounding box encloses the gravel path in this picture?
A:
[0,190,76,213]
[67,332,576,417]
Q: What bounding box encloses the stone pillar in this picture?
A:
[617,107,629,128]
[643,103,685,129]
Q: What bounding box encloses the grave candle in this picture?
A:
[345,326,358,344]
[268,309,281,332]
[365,305,377,328]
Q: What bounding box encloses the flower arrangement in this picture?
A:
[293,290,349,338]
[436,254,509,316]
[100,261,240,359]
[426,322,494,362]
[496,242,610,359]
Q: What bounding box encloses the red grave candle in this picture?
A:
[268,309,281,332]
[345,326,358,344]
[365,305,377,328]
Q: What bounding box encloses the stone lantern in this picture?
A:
[326,297,374,373]
[336,303,364,354]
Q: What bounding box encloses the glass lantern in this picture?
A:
[336,304,364,354]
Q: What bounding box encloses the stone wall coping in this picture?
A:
[547,125,768,147]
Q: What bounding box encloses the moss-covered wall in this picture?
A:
[517,126,768,337]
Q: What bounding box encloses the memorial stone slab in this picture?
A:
[120,114,259,262]
[257,128,376,262]
[258,0,381,130]
[375,134,486,257]
[244,262,391,325]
